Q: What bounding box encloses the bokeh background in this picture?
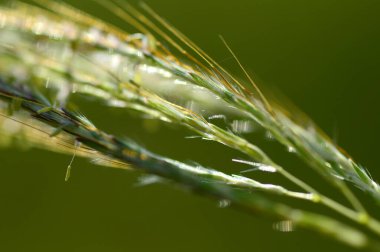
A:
[1,0,380,251]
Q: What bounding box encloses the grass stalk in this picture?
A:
[0,79,378,250]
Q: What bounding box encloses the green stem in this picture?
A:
[16,62,380,237]
[0,84,375,249]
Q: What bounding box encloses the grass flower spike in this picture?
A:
[0,1,379,250]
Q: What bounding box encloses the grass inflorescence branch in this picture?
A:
[0,79,378,250]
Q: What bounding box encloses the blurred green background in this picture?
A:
[1,0,380,251]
